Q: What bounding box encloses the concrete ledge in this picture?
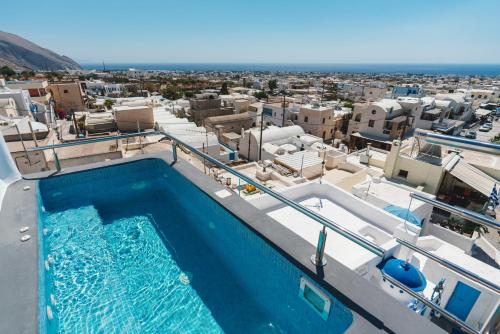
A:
[0,178,38,334]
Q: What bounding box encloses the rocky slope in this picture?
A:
[0,31,82,71]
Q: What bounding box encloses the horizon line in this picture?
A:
[79,62,500,65]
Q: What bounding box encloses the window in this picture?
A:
[63,89,68,93]
[354,114,362,122]
[398,170,409,178]
[263,107,273,117]
[368,120,375,127]
[322,118,325,124]
[322,131,326,139]
[304,116,309,123]
[371,109,377,115]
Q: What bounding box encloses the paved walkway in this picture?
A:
[0,179,38,334]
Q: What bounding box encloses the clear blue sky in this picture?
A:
[3,0,499,64]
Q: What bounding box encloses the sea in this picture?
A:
[81,63,500,76]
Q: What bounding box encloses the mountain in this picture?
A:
[0,31,82,71]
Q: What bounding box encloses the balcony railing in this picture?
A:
[23,130,499,334]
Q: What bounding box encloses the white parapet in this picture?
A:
[0,134,21,209]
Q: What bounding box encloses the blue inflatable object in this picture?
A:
[384,205,423,227]
[382,259,427,292]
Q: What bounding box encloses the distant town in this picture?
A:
[1,63,499,334]
[2,63,499,218]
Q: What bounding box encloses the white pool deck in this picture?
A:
[266,196,396,273]
[352,179,435,223]
[355,181,424,211]
[248,181,419,275]
[213,162,306,198]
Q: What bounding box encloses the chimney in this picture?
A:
[384,140,401,179]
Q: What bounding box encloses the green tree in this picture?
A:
[463,221,488,237]
[103,99,115,109]
[253,91,268,100]
[220,82,229,95]
[161,87,182,100]
[268,79,278,94]
[343,101,354,109]
[0,66,15,78]
[490,134,500,144]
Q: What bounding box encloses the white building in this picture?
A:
[238,125,306,161]
[468,88,499,105]
[0,87,33,117]
[434,92,473,121]
[155,108,235,163]
[0,98,17,118]
[85,80,124,97]
[262,101,299,127]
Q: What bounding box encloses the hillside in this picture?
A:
[0,31,82,71]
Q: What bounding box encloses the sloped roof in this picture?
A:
[204,112,252,124]
[445,158,498,196]
[275,151,323,171]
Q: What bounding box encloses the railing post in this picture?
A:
[15,124,32,166]
[172,141,177,163]
[311,226,327,267]
[52,148,61,172]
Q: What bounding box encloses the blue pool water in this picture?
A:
[38,159,353,333]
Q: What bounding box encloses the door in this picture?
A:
[445,281,481,321]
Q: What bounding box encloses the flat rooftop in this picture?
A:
[265,196,393,271]
[248,182,411,273]
[354,180,428,212]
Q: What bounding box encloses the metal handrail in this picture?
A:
[25,131,162,152]
[23,131,385,255]
[167,135,386,257]
[23,130,496,334]
[410,193,500,231]
[397,238,499,293]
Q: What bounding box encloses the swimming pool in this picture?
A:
[38,159,353,333]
